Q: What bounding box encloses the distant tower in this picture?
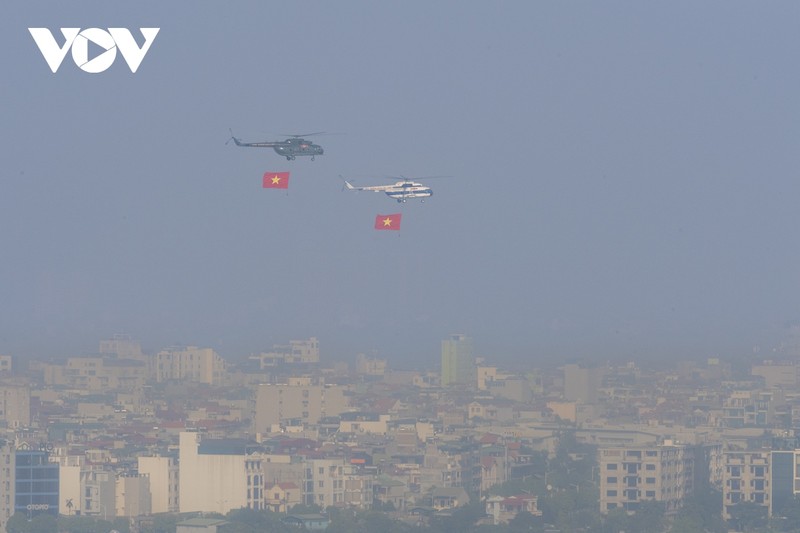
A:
[563,364,604,404]
[441,334,476,387]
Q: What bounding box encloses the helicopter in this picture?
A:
[342,176,436,203]
[228,130,324,160]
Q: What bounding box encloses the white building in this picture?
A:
[249,338,320,368]
[116,473,151,517]
[179,432,247,514]
[155,346,225,384]
[0,441,14,533]
[599,442,695,514]
[138,455,179,513]
[0,385,30,428]
[253,380,349,430]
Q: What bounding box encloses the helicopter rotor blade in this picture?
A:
[280,132,326,138]
[382,175,452,182]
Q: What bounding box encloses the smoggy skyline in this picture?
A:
[2,2,800,366]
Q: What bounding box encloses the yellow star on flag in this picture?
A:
[271,175,281,185]
[382,217,393,227]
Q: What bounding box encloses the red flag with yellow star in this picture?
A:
[262,172,290,189]
[374,213,401,230]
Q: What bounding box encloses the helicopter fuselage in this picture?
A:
[230,133,324,160]
[272,139,324,160]
[344,179,433,203]
[385,184,432,203]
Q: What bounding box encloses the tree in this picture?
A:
[138,513,181,533]
[727,501,768,532]
[325,507,362,533]
[669,488,726,533]
[508,510,540,533]
[627,500,666,533]
[287,503,322,514]
[429,501,486,533]
[5,513,32,533]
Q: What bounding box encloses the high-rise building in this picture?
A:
[81,468,116,519]
[178,432,247,514]
[138,455,179,513]
[155,346,225,384]
[15,446,59,519]
[253,379,349,431]
[722,450,770,519]
[770,450,796,517]
[0,440,14,532]
[116,473,151,517]
[599,442,695,514]
[441,334,475,387]
[563,364,604,404]
[0,385,30,428]
[99,334,145,360]
[249,337,320,368]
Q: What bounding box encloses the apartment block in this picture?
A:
[599,442,694,514]
[722,450,770,519]
[155,346,225,384]
[0,385,30,428]
[138,455,179,513]
[253,381,349,430]
[249,337,320,368]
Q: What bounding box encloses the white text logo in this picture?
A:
[29,28,159,73]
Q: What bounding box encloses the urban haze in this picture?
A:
[1,2,800,533]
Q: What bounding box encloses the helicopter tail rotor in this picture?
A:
[226,128,241,146]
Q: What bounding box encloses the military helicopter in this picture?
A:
[228,130,324,160]
[342,176,440,203]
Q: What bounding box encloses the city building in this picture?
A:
[249,338,320,368]
[155,346,226,384]
[770,450,797,517]
[0,385,30,428]
[355,353,387,376]
[722,450,770,519]
[42,356,147,391]
[139,455,179,513]
[253,379,349,430]
[599,442,695,514]
[441,334,475,387]
[563,364,604,404]
[178,431,247,514]
[116,473,151,517]
[266,481,301,513]
[176,517,228,533]
[15,446,58,519]
[0,441,14,533]
[53,452,82,516]
[82,468,115,519]
[99,334,146,361]
[485,494,542,525]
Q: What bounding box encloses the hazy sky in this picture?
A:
[2,2,800,366]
